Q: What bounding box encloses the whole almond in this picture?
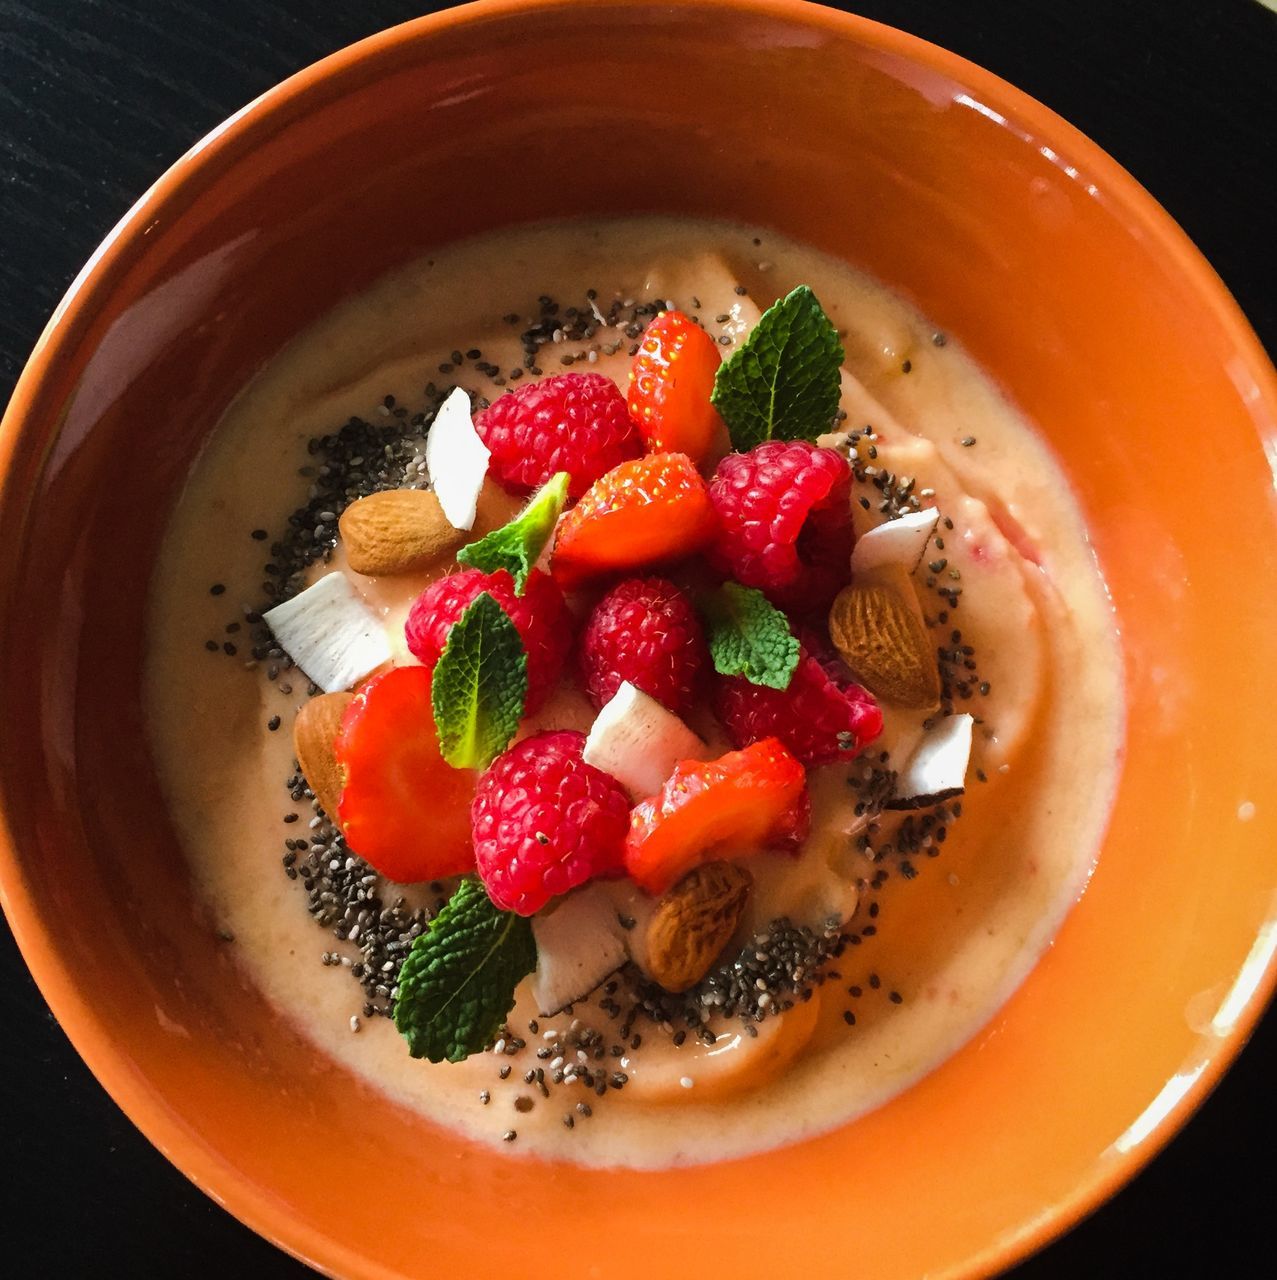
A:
[339,489,465,577]
[293,691,354,822]
[644,861,752,993]
[829,577,941,709]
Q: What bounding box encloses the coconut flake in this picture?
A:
[582,681,706,800]
[263,572,391,692]
[851,508,940,577]
[424,386,490,530]
[531,885,628,1016]
[884,712,973,810]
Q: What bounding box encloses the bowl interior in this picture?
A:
[3,3,1276,1277]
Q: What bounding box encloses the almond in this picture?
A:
[338,489,465,577]
[643,861,752,993]
[829,571,941,709]
[293,691,354,821]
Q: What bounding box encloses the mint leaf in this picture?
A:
[393,878,536,1063]
[431,592,527,770]
[701,582,800,689]
[456,472,569,593]
[710,285,844,449]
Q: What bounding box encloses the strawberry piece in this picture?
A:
[335,667,475,883]
[551,452,718,587]
[627,310,723,463]
[624,738,808,894]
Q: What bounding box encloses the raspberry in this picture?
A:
[404,568,571,714]
[713,646,883,766]
[474,372,641,499]
[472,730,631,915]
[708,441,853,612]
[579,577,708,714]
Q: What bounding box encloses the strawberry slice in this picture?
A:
[627,310,724,463]
[624,737,809,894]
[551,452,718,587]
[335,667,476,882]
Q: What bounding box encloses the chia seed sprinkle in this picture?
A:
[277,770,435,1015]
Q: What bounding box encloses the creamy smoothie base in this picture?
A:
[144,218,1122,1168]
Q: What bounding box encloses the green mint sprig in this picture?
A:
[393,878,536,1063]
[456,472,569,593]
[431,592,528,770]
[710,285,844,450]
[700,582,800,690]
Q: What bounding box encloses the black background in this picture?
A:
[1,1,1274,1275]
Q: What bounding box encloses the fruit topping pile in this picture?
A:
[262,285,976,1070]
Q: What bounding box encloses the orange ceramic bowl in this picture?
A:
[2,2,1275,1276]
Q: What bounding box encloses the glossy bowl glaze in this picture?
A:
[2,2,1275,1276]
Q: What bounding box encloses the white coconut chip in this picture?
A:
[424,385,490,531]
[531,885,629,1016]
[884,712,974,810]
[851,507,940,577]
[262,572,391,693]
[582,681,706,800]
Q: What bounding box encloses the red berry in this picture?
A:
[404,568,571,714]
[624,738,809,894]
[579,577,708,714]
[708,441,853,612]
[474,372,641,499]
[713,646,883,766]
[551,452,718,587]
[627,310,723,463]
[472,730,631,915]
[334,668,476,883]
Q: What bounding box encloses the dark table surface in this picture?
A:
[2,1,1275,1275]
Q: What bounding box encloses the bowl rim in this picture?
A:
[2,1,1275,1276]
